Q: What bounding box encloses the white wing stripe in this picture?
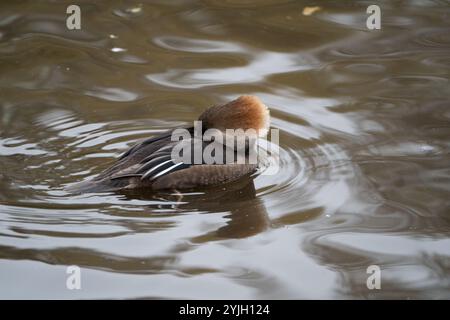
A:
[141,159,173,180]
[150,162,185,181]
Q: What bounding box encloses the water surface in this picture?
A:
[0,0,450,299]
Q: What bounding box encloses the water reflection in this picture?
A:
[123,178,270,240]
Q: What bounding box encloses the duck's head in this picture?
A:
[198,95,270,138]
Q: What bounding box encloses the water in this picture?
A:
[1,0,450,299]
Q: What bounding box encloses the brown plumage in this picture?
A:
[66,95,270,193]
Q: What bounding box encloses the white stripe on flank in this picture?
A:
[141,159,173,180]
[150,162,185,180]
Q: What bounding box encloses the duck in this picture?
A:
[67,95,270,193]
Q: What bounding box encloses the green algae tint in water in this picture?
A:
[0,0,450,299]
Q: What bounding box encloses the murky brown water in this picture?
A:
[1,0,450,299]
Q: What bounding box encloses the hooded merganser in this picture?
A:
[67,95,270,193]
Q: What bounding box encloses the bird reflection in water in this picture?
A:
[121,177,270,240]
